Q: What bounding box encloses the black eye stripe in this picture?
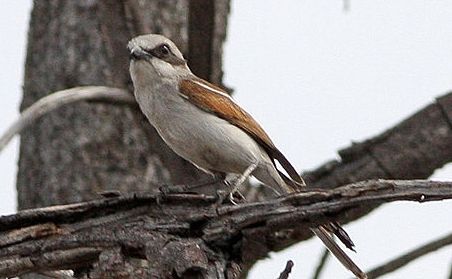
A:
[149,43,171,58]
[147,43,186,66]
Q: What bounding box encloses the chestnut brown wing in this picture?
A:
[179,78,304,190]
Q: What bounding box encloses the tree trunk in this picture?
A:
[18,1,229,277]
[18,0,230,209]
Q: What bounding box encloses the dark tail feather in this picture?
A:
[267,148,365,278]
[271,148,305,186]
[324,222,356,251]
[277,169,305,192]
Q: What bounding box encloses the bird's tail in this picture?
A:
[255,155,367,279]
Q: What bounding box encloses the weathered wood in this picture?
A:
[0,87,134,152]
[0,180,451,278]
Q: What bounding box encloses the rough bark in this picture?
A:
[188,0,229,85]
[18,0,230,209]
[1,180,450,278]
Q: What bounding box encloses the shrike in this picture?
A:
[128,34,366,279]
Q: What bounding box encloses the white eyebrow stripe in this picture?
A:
[192,80,232,99]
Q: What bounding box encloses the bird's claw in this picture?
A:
[228,192,238,205]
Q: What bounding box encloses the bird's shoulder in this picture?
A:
[178,77,275,149]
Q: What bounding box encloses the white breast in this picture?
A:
[133,78,267,175]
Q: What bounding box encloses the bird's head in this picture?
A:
[128,34,190,83]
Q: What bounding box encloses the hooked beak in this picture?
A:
[128,42,151,60]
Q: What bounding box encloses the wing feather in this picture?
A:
[179,78,304,190]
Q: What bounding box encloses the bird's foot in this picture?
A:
[228,190,246,205]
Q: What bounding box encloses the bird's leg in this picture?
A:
[227,162,258,204]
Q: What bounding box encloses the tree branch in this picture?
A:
[0,180,450,278]
[366,232,452,279]
[277,260,294,279]
[0,86,135,153]
[311,249,330,279]
[449,262,452,279]
[257,92,452,256]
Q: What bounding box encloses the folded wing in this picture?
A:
[179,78,304,190]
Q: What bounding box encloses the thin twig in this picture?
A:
[277,260,294,279]
[311,248,330,279]
[366,232,452,278]
[0,86,134,153]
[448,261,452,279]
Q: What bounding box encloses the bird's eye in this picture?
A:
[159,44,170,55]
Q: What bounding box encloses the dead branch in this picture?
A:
[311,249,330,279]
[277,260,294,279]
[257,92,452,256]
[0,86,134,152]
[366,232,452,279]
[0,179,450,278]
[449,263,452,279]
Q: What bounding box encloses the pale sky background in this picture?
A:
[1,1,451,279]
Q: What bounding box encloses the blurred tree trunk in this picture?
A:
[18,1,229,277]
[18,0,229,209]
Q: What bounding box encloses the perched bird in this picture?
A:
[128,34,367,279]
